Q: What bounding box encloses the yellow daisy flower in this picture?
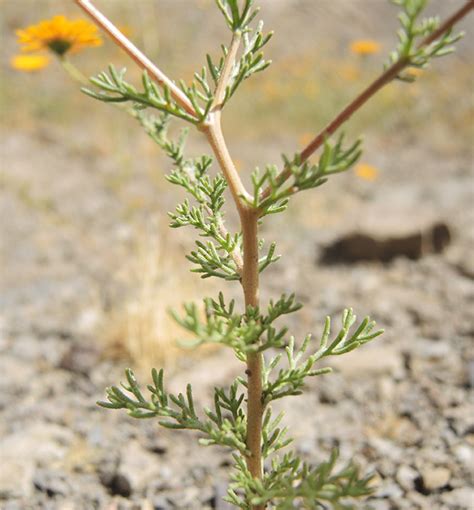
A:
[16,15,102,57]
[10,54,50,72]
[350,39,381,56]
[355,163,379,181]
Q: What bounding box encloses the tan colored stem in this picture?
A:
[261,0,474,200]
[203,117,264,509]
[73,0,197,118]
[202,115,251,205]
[240,207,263,493]
[212,32,242,111]
[239,207,260,308]
[202,28,264,498]
[204,98,264,510]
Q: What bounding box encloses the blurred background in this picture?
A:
[1,1,473,509]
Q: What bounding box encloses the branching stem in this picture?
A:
[205,66,264,507]
[260,0,474,200]
[205,40,263,492]
[202,116,252,206]
[212,31,242,111]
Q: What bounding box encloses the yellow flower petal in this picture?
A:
[355,163,379,181]
[15,15,102,57]
[10,54,50,72]
[350,39,381,56]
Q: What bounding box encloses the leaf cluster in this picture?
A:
[172,292,302,360]
[83,65,212,123]
[388,0,464,81]
[98,368,249,454]
[216,0,259,32]
[226,448,374,509]
[168,167,242,280]
[207,20,273,105]
[137,111,244,280]
[249,134,362,217]
[262,308,383,404]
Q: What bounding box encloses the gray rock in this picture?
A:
[366,499,392,510]
[329,345,404,378]
[396,464,418,491]
[375,480,404,500]
[0,457,34,499]
[441,487,474,509]
[213,482,234,510]
[143,434,168,456]
[33,469,72,497]
[0,423,73,499]
[119,440,163,492]
[1,502,30,510]
[151,496,172,510]
[368,437,404,463]
[406,490,433,510]
[54,500,79,510]
[97,448,121,489]
[58,342,101,376]
[452,443,474,472]
[167,486,205,508]
[467,360,474,389]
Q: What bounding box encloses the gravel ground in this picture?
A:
[1,125,473,510]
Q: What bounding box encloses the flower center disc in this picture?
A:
[47,39,72,56]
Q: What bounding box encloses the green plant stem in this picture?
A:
[69,1,474,508]
[260,0,474,201]
[60,57,89,85]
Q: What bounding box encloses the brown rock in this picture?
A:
[418,466,451,493]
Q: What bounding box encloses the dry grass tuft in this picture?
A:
[101,217,206,374]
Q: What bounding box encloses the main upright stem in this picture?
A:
[203,117,264,504]
[240,207,263,488]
